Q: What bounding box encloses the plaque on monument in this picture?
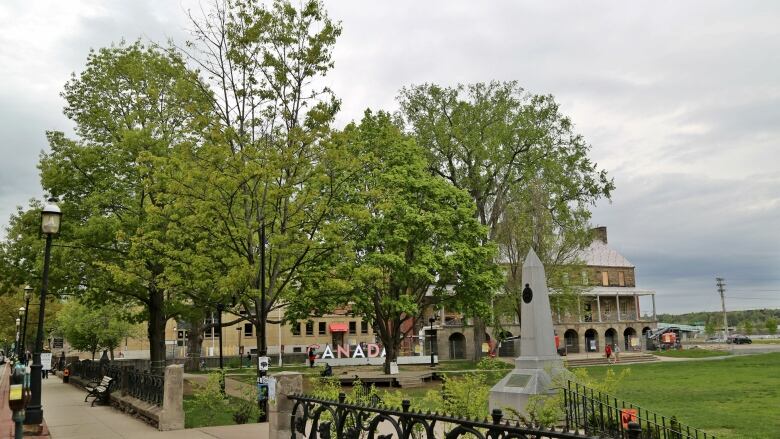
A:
[505,374,531,388]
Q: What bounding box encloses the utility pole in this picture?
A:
[716,277,728,340]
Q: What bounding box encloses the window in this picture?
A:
[244,323,253,337]
[203,315,218,338]
[618,271,625,287]
[293,347,302,353]
[349,321,357,334]
[306,321,314,336]
[601,271,609,286]
[562,272,569,285]
[361,321,368,334]
[291,322,301,336]
[319,322,326,335]
[581,270,589,286]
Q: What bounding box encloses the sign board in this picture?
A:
[267,376,276,401]
[52,338,64,349]
[258,356,270,371]
[481,342,490,353]
[41,353,52,371]
[389,361,399,375]
[620,408,638,429]
[9,384,22,401]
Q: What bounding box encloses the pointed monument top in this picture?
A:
[523,247,543,268]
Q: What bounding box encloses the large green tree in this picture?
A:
[37,42,211,371]
[165,0,345,380]
[399,81,613,358]
[326,111,502,373]
[55,301,137,360]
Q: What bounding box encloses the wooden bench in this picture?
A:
[84,376,114,406]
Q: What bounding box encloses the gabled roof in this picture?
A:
[578,240,634,268]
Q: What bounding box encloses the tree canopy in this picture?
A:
[35,41,211,371]
[320,111,502,372]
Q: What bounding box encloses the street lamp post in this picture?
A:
[17,308,25,358]
[25,197,61,426]
[429,317,436,368]
[15,318,21,359]
[216,303,225,395]
[236,327,242,369]
[21,286,32,359]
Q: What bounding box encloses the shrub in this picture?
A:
[190,371,228,426]
[232,384,261,424]
[476,357,512,370]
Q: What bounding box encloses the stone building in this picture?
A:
[417,226,658,360]
[554,226,658,354]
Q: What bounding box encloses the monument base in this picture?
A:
[488,356,566,417]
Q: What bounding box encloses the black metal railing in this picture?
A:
[290,392,598,439]
[67,360,164,407]
[125,369,164,406]
[564,381,714,439]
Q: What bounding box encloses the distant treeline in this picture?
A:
[658,309,780,334]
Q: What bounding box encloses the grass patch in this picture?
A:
[583,352,780,439]
[752,339,780,344]
[653,348,729,358]
[184,395,247,428]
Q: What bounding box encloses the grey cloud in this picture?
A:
[1,0,779,314]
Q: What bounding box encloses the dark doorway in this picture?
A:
[564,329,579,353]
[449,333,466,359]
[497,331,515,357]
[584,329,599,352]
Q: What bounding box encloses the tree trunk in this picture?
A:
[109,349,115,360]
[383,342,398,375]
[472,316,486,361]
[186,318,205,372]
[148,286,167,374]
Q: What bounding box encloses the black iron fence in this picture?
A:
[290,392,598,439]
[68,360,164,406]
[125,368,164,406]
[563,381,714,439]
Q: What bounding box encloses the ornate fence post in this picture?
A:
[158,364,184,431]
[627,421,642,439]
[120,365,130,397]
[270,372,302,439]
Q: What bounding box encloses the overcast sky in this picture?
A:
[1,1,778,314]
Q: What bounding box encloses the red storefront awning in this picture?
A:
[329,323,348,333]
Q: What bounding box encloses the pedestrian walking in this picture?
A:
[613,343,621,364]
[308,347,316,368]
[605,344,613,364]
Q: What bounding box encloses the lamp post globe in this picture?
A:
[15,318,21,358]
[40,199,62,235]
[26,197,61,426]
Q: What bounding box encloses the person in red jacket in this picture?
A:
[605,344,613,363]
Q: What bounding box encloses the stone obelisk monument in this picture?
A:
[489,248,565,415]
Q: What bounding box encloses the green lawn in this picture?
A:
[653,348,729,358]
[584,353,780,439]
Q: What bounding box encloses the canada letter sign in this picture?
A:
[320,344,386,359]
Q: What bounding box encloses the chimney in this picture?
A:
[592,226,608,244]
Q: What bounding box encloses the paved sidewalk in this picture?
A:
[42,377,268,438]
